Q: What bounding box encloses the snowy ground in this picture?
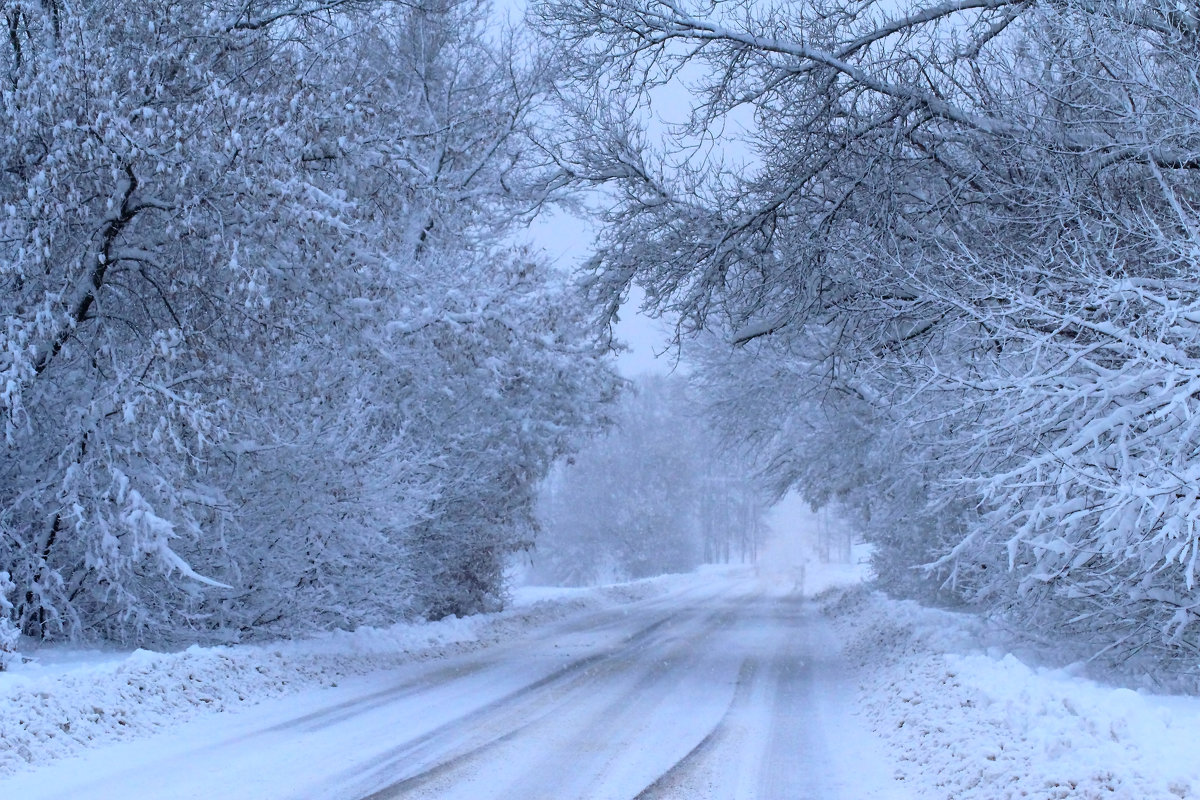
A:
[0,566,902,798]
[0,577,668,779]
[2,560,1200,798]
[819,566,1200,800]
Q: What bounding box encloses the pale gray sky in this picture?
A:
[505,0,757,378]
[524,208,676,378]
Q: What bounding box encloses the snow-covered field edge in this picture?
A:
[0,576,676,777]
[822,586,1200,800]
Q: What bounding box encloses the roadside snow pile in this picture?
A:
[825,588,1200,800]
[0,575,674,777]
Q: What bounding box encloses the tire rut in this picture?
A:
[631,651,761,798]
[337,606,715,799]
[353,603,738,799]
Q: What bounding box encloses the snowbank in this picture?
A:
[0,575,676,777]
[824,587,1200,800]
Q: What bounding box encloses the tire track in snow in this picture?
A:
[340,604,726,799]
[632,657,761,800]
[486,602,748,800]
[253,578,734,741]
[626,594,837,800]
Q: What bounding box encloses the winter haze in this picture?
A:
[4,1,1200,798]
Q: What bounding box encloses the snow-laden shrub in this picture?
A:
[0,571,18,671]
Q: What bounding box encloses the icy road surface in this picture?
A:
[0,575,907,799]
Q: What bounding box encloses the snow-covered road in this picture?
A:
[0,573,906,799]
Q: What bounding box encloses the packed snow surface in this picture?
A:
[0,579,663,777]
[0,566,902,798]
[2,561,1200,798]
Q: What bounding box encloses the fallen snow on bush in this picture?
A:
[0,576,672,776]
[826,587,1200,800]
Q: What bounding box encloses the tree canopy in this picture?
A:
[535,0,1200,672]
[1,0,617,645]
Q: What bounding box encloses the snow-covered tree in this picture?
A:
[1,0,616,643]
[535,0,1200,668]
[0,570,17,670]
